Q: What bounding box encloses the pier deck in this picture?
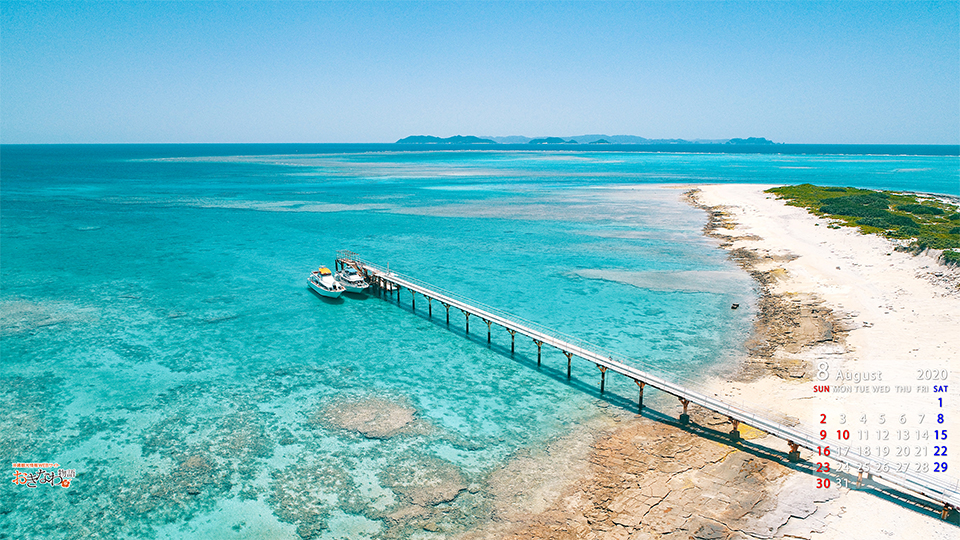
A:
[335,250,959,517]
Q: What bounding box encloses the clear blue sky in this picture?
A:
[2,1,958,144]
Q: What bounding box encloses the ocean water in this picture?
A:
[1,145,957,538]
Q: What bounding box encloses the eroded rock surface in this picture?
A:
[489,415,837,540]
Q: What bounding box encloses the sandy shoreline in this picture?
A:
[478,184,959,539]
[693,184,959,538]
[692,185,958,446]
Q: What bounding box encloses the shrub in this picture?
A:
[950,227,960,235]
[947,213,960,221]
[896,204,945,215]
[820,203,887,218]
[854,213,914,229]
[915,235,960,250]
[886,214,917,227]
[819,194,891,218]
[942,251,960,266]
[857,217,888,229]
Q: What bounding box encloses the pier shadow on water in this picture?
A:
[374,288,959,526]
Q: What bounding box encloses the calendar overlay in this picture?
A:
[810,362,957,519]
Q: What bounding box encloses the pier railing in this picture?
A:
[334,250,960,516]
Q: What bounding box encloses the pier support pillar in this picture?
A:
[463,311,470,334]
[598,365,607,393]
[728,417,741,441]
[635,380,645,412]
[563,351,573,379]
[787,441,800,462]
[442,303,450,325]
[411,291,416,311]
[428,297,432,318]
[534,340,543,367]
[483,319,492,343]
[941,504,953,520]
[679,398,690,424]
[507,329,516,353]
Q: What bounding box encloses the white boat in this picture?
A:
[335,266,369,294]
[308,266,345,298]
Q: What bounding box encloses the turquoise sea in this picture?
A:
[2,145,958,539]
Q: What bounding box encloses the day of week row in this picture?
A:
[812,384,947,393]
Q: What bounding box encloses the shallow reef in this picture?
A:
[312,395,430,439]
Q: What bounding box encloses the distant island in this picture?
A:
[726,137,776,145]
[529,137,578,144]
[396,135,496,144]
[397,134,780,145]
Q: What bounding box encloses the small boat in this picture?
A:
[308,266,345,298]
[335,266,370,294]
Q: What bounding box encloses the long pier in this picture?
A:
[334,250,959,519]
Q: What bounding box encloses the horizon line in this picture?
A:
[2,141,959,146]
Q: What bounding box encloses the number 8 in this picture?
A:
[816,362,829,381]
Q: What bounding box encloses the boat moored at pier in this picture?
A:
[308,267,345,298]
[335,266,370,294]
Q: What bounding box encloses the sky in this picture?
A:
[1,1,958,144]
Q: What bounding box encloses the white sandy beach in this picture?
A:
[694,184,959,538]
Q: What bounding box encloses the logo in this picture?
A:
[11,462,75,488]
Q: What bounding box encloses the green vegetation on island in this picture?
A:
[767,184,960,265]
